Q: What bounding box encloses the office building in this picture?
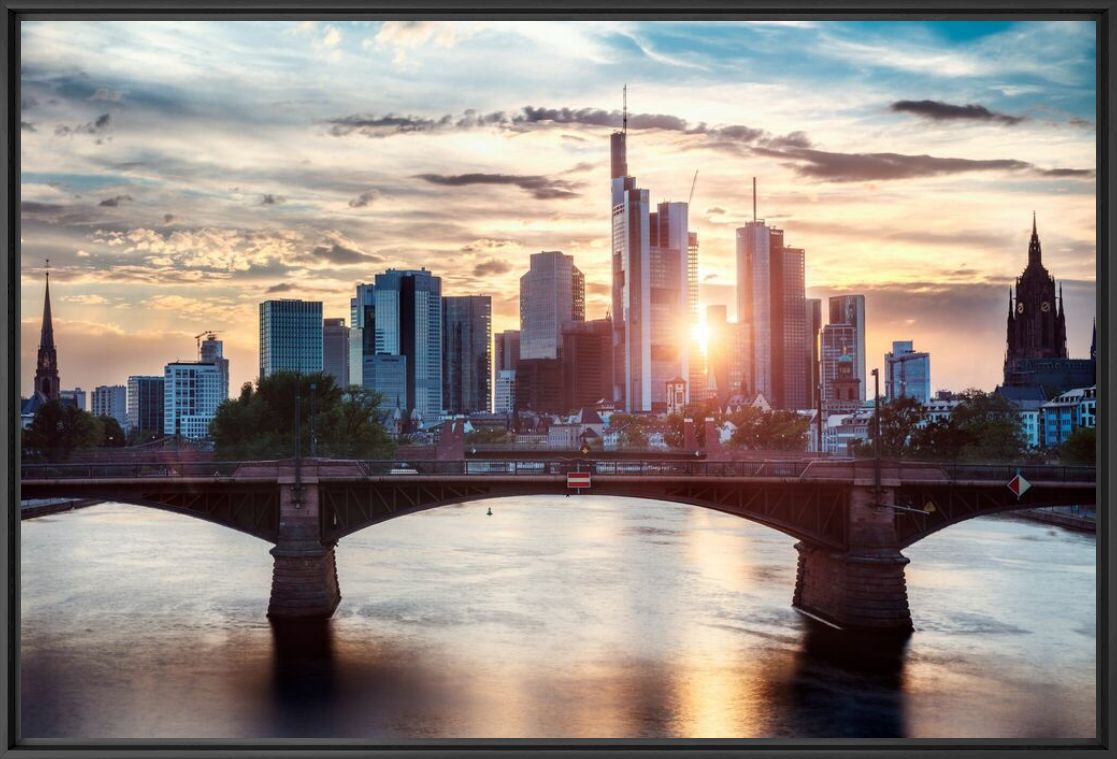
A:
[323,318,350,389]
[127,375,165,435]
[92,385,128,429]
[736,185,810,410]
[494,329,521,414]
[198,332,230,401]
[561,317,613,412]
[821,322,859,412]
[259,299,323,378]
[515,358,563,414]
[1040,385,1096,448]
[443,295,492,414]
[164,361,225,439]
[806,298,822,409]
[828,294,866,401]
[369,269,443,424]
[349,283,376,388]
[884,340,931,404]
[705,305,731,408]
[520,251,584,360]
[59,388,86,411]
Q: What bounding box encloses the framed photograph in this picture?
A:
[3,1,1111,756]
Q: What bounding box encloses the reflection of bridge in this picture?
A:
[21,458,1096,633]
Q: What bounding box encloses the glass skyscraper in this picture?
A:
[885,340,931,404]
[520,251,584,361]
[442,295,492,414]
[259,300,323,379]
[828,294,866,401]
[370,269,443,424]
[127,375,165,436]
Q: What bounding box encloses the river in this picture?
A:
[19,496,1096,739]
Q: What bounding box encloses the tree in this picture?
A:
[22,400,101,461]
[210,372,395,460]
[607,412,656,448]
[728,406,809,451]
[96,416,127,447]
[909,389,1025,462]
[1058,426,1096,466]
[851,396,926,458]
[464,427,510,445]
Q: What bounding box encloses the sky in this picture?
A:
[19,19,1097,399]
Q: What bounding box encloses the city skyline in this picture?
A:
[19,20,1097,397]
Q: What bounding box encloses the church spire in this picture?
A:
[34,261,61,401]
[1028,212,1042,268]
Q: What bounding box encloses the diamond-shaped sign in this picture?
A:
[1007,473,1031,499]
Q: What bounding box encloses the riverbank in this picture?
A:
[20,498,101,519]
[1018,506,1096,533]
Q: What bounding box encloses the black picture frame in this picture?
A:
[1,1,1112,756]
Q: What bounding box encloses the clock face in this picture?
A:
[1041,301,1051,312]
[1017,302,1025,314]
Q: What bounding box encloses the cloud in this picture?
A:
[461,238,516,252]
[260,193,284,205]
[163,213,175,223]
[21,121,36,132]
[98,194,133,207]
[54,112,110,137]
[348,190,379,208]
[890,99,1026,125]
[89,88,124,102]
[266,282,295,293]
[310,241,384,265]
[752,145,1093,182]
[416,172,579,200]
[62,294,109,305]
[472,259,511,276]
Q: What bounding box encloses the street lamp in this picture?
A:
[871,367,881,497]
[309,382,317,458]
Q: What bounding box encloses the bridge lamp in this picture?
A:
[309,382,317,458]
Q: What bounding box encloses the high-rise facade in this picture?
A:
[323,318,350,389]
[494,330,520,414]
[520,251,584,360]
[127,375,165,435]
[821,322,858,411]
[609,116,690,412]
[199,333,230,401]
[442,295,492,414]
[259,300,323,379]
[885,340,931,404]
[806,298,822,408]
[827,294,866,401]
[349,283,376,388]
[561,317,613,411]
[92,385,128,429]
[705,305,732,408]
[163,361,225,438]
[736,191,810,409]
[370,269,443,424]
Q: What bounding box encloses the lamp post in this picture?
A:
[872,367,881,497]
[293,375,302,508]
[309,382,317,458]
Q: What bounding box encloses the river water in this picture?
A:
[20,496,1095,739]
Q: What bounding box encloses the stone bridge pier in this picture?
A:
[793,482,912,634]
[267,468,340,619]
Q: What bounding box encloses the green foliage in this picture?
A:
[910,389,1025,462]
[607,412,657,448]
[727,406,809,451]
[209,372,395,460]
[22,400,102,461]
[464,427,510,445]
[851,396,926,458]
[96,416,127,447]
[1058,426,1096,466]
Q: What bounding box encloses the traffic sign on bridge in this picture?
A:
[567,471,591,490]
[1007,473,1031,499]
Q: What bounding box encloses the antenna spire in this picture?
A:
[752,177,757,222]
[622,84,627,135]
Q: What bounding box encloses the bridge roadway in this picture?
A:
[20,457,1097,634]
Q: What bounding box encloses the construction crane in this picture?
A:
[194,331,216,353]
[688,170,699,207]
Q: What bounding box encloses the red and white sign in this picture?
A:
[1007,473,1031,498]
[567,471,591,489]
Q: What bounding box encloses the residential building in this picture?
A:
[442,295,492,414]
[92,385,128,429]
[884,340,931,404]
[164,361,225,439]
[1041,385,1096,448]
[259,299,323,378]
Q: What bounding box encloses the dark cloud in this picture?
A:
[54,112,111,137]
[472,259,511,276]
[416,173,579,200]
[753,145,1092,183]
[21,121,36,132]
[310,242,384,265]
[260,194,284,206]
[266,282,295,293]
[461,238,516,252]
[98,194,133,207]
[1067,117,1093,129]
[890,100,1025,125]
[348,190,379,208]
[706,207,726,215]
[564,162,595,174]
[163,214,175,223]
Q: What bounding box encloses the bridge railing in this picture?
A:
[938,463,1096,483]
[20,460,245,480]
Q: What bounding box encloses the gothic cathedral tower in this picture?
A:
[1004,214,1067,382]
[34,268,60,401]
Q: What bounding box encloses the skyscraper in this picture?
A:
[647,201,691,410]
[561,317,614,411]
[323,318,350,389]
[349,283,376,388]
[199,332,230,401]
[494,330,520,414]
[164,361,224,439]
[705,305,731,408]
[806,298,822,408]
[259,300,323,379]
[821,322,858,411]
[127,375,165,435]
[442,295,492,414]
[736,182,810,409]
[520,251,584,360]
[371,269,443,424]
[828,294,866,401]
[92,385,128,429]
[885,340,931,404]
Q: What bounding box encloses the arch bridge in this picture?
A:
[21,457,1096,634]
